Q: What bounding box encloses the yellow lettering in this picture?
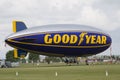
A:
[102,36,106,44]
[96,36,101,44]
[44,34,52,44]
[70,35,78,44]
[86,35,91,44]
[54,34,61,44]
[91,35,96,44]
[62,34,69,44]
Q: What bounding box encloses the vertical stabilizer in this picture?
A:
[13,21,27,32]
[14,49,27,58]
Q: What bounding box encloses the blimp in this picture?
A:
[5,21,112,58]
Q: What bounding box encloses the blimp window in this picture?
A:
[19,38,36,43]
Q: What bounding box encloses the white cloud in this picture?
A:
[79,6,108,28]
[78,6,119,30]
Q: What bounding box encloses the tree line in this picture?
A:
[6,50,39,62]
[6,50,61,63]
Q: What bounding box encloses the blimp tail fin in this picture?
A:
[14,49,27,58]
[13,21,27,32]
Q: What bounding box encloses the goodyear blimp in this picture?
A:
[5,21,112,58]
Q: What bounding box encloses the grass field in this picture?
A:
[0,63,120,80]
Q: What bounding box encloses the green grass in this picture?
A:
[0,63,120,80]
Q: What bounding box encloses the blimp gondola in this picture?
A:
[5,21,112,58]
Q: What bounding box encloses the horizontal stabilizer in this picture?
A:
[13,21,27,32]
[14,49,27,58]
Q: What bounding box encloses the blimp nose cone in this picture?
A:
[5,38,12,46]
[5,39,8,43]
[5,33,18,47]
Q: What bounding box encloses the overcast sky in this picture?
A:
[0,0,120,59]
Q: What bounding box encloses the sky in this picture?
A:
[0,0,120,59]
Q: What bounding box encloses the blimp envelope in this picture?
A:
[5,21,112,57]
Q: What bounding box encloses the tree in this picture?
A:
[45,56,61,64]
[29,52,39,62]
[6,50,20,62]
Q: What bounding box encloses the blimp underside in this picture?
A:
[5,21,112,58]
